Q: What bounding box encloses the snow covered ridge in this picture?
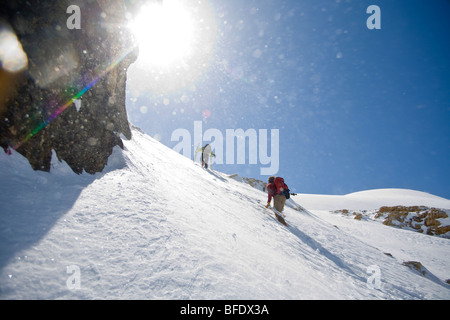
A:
[228,174,267,192]
[297,188,450,211]
[292,188,450,238]
[1,125,450,299]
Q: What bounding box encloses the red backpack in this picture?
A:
[274,177,290,199]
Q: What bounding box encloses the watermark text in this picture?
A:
[171,121,279,175]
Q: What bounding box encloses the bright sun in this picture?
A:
[127,0,217,94]
[129,0,194,68]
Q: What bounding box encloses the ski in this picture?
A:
[264,206,288,227]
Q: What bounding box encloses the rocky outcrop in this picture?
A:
[0,0,139,174]
[402,261,449,287]
[333,206,450,238]
[380,206,449,237]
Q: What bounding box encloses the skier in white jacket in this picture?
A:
[195,144,215,169]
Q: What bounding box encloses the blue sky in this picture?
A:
[126,0,450,198]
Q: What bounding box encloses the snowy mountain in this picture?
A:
[0,125,449,300]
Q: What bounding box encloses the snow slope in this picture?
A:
[0,125,449,299]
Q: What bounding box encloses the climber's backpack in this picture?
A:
[274,177,290,199]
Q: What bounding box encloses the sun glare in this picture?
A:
[127,0,217,94]
[129,0,194,68]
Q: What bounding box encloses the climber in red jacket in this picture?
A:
[265,176,289,213]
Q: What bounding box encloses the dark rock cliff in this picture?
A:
[0,0,141,174]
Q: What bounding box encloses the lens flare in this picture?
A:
[0,27,28,72]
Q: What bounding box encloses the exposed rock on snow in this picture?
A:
[331,206,450,238]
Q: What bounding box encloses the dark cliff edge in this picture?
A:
[0,0,145,174]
